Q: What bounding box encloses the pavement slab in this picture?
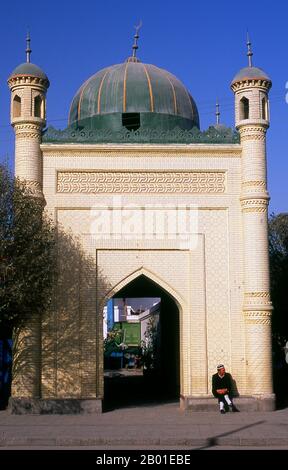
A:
[0,402,288,449]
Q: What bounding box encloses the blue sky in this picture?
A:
[0,0,287,213]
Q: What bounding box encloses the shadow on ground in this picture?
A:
[103,373,178,411]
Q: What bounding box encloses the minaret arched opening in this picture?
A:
[13,95,21,118]
[240,96,249,120]
[34,95,43,118]
[262,97,268,120]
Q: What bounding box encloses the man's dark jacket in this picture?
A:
[212,372,232,397]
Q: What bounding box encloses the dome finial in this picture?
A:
[26,30,31,63]
[132,20,142,58]
[246,31,253,67]
[215,99,220,125]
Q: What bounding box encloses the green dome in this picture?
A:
[68,60,199,131]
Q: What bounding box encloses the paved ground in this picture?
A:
[1,401,288,449]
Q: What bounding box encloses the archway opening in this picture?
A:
[103,274,180,409]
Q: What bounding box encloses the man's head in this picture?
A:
[217,364,225,377]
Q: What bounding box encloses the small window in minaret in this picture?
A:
[122,113,140,131]
[240,96,249,120]
[34,95,43,118]
[13,95,21,118]
[262,97,267,120]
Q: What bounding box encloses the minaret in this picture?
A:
[231,34,274,406]
[7,34,49,404]
[7,32,49,199]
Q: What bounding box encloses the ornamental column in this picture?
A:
[7,35,49,407]
[231,36,274,405]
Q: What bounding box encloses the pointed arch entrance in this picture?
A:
[103,273,180,409]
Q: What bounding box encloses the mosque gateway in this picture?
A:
[7,31,274,413]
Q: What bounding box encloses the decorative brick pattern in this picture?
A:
[57,171,226,194]
[199,210,231,387]
[241,198,269,213]
[245,316,273,394]
[14,123,43,132]
[244,311,272,325]
[245,291,270,299]
[239,128,266,142]
[242,181,266,188]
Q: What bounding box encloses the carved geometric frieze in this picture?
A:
[241,198,269,213]
[57,171,226,194]
[240,134,266,142]
[239,126,266,142]
[244,311,272,325]
[245,292,270,298]
[15,123,42,140]
[16,132,41,140]
[14,123,42,132]
[242,181,266,188]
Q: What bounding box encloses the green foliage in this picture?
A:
[103,329,125,356]
[0,165,56,328]
[269,213,288,345]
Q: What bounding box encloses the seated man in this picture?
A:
[212,364,239,414]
